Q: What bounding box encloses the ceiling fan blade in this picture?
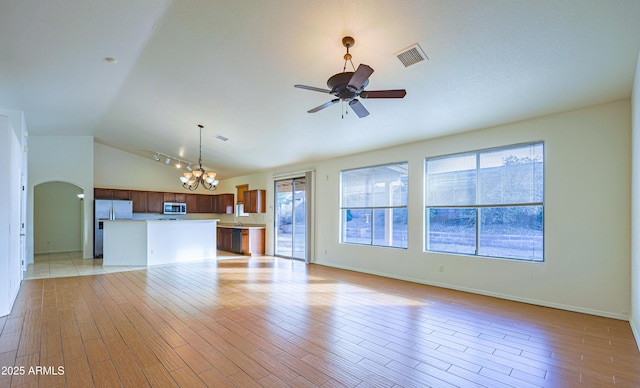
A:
[347,64,374,92]
[348,99,369,118]
[360,89,407,99]
[295,84,332,94]
[308,99,340,113]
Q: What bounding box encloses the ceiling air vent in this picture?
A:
[395,43,428,67]
[215,135,229,142]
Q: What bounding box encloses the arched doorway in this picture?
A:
[33,181,84,255]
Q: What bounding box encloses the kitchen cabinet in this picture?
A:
[186,194,198,213]
[95,187,235,214]
[163,192,175,202]
[113,190,131,200]
[214,193,234,214]
[216,224,265,256]
[147,192,164,213]
[236,184,248,204]
[94,188,114,199]
[95,188,131,200]
[130,191,148,213]
[217,227,233,252]
[242,228,265,256]
[243,189,266,213]
[196,194,213,213]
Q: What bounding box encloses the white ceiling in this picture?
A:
[2,0,640,179]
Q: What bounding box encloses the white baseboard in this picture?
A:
[630,318,640,351]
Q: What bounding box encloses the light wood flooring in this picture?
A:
[2,256,639,387]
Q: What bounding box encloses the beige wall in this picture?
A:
[29,136,94,260]
[94,143,194,193]
[34,182,83,254]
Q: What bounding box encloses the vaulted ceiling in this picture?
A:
[2,1,640,179]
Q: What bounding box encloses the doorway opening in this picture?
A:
[275,177,307,260]
[34,181,84,256]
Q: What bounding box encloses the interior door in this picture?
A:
[275,177,306,260]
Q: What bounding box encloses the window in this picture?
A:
[425,143,544,261]
[340,162,408,248]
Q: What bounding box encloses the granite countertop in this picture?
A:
[217,223,266,230]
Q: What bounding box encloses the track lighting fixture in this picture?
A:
[152,152,192,172]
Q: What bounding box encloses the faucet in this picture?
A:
[236,221,243,226]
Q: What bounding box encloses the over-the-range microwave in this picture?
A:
[163,202,187,215]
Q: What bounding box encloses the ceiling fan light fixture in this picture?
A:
[294,36,407,118]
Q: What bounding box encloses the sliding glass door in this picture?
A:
[275,177,306,260]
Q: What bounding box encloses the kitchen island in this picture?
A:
[102,219,218,266]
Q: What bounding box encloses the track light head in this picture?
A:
[153,153,160,161]
[165,157,171,165]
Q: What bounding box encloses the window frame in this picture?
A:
[424,142,544,262]
[339,161,409,249]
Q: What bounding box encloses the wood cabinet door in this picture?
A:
[163,192,176,202]
[94,188,114,199]
[174,193,187,203]
[244,190,254,213]
[218,228,233,251]
[130,191,148,213]
[244,190,265,213]
[186,194,198,213]
[250,229,265,255]
[147,192,164,214]
[236,184,248,204]
[196,195,213,213]
[241,229,249,255]
[254,189,265,213]
[112,189,131,200]
[219,194,234,214]
[211,195,220,214]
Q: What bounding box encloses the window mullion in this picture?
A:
[475,153,480,255]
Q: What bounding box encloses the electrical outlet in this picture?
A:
[439,265,445,272]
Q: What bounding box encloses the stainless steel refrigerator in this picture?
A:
[94,199,133,258]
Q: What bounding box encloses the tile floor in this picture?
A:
[24,250,246,279]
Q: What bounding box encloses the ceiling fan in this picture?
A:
[295,36,407,118]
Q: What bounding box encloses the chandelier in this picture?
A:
[180,125,219,191]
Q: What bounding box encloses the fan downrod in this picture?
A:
[342,36,355,61]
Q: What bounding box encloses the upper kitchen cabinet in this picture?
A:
[236,184,248,204]
[163,192,176,202]
[113,189,131,200]
[196,195,213,213]
[244,189,266,213]
[94,188,113,199]
[215,193,234,214]
[94,188,131,200]
[130,191,148,213]
[147,192,164,213]
[186,194,198,213]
